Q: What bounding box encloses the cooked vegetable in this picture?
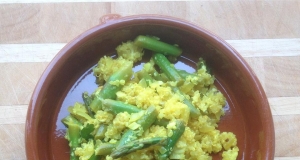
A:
[93,106,159,157]
[82,92,94,117]
[90,64,133,112]
[103,99,169,127]
[136,71,154,86]
[111,137,167,158]
[95,143,116,156]
[62,115,82,127]
[94,124,108,140]
[102,99,141,114]
[153,53,183,82]
[156,120,185,160]
[134,35,182,56]
[68,103,93,123]
[61,114,83,160]
[67,123,81,160]
[152,53,200,118]
[116,106,158,148]
[171,86,200,118]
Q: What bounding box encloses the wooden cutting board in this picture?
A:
[0,1,300,159]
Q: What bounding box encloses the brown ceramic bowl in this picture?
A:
[25,15,275,160]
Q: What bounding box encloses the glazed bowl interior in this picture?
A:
[25,15,274,160]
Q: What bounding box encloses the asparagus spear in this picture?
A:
[68,103,94,123]
[62,114,98,160]
[90,64,133,112]
[102,99,141,114]
[171,86,200,118]
[95,143,117,156]
[94,124,108,140]
[152,53,200,118]
[137,70,155,86]
[82,92,94,117]
[102,99,169,127]
[111,137,167,159]
[62,114,84,160]
[116,106,158,148]
[68,123,81,160]
[153,53,183,82]
[156,120,185,160]
[62,115,82,127]
[134,35,182,57]
[94,106,158,156]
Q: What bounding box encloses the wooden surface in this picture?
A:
[0,1,300,159]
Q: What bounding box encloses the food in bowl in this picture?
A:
[25,15,275,160]
[62,35,239,160]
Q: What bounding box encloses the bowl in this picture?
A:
[25,15,275,160]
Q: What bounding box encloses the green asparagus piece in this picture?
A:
[117,106,158,148]
[95,143,117,156]
[152,70,169,82]
[62,115,82,127]
[89,98,102,114]
[103,99,169,127]
[137,71,154,86]
[68,104,94,123]
[94,106,158,156]
[117,129,136,149]
[111,137,167,159]
[131,106,158,132]
[68,123,81,160]
[156,120,185,160]
[154,118,169,127]
[102,99,141,114]
[90,64,133,112]
[62,115,83,160]
[134,35,182,56]
[82,92,94,117]
[171,86,200,118]
[94,124,108,140]
[153,53,183,82]
[152,53,200,117]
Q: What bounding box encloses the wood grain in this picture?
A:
[1,1,300,43]
[0,124,25,160]
[0,43,65,62]
[1,1,300,160]
[0,105,27,124]
[0,63,48,105]
[1,39,300,62]
[0,41,299,159]
[269,97,300,116]
[274,115,300,157]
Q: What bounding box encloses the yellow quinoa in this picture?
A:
[69,38,239,160]
[94,57,238,159]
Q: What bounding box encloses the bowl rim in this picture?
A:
[25,14,275,160]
